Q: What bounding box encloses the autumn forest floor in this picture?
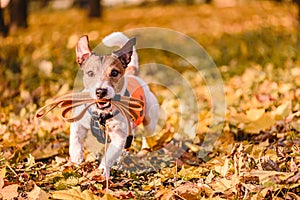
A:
[0,1,300,199]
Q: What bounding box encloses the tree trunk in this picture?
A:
[9,0,28,29]
[0,8,8,36]
[88,0,102,18]
[40,0,49,8]
[295,0,300,24]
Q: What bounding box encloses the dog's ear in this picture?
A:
[76,35,92,65]
[113,37,136,68]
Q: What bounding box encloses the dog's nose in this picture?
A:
[96,88,108,99]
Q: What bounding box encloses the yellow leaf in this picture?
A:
[142,178,162,191]
[205,170,214,184]
[100,193,118,200]
[178,166,206,180]
[230,112,250,124]
[0,167,6,178]
[272,102,290,120]
[52,187,101,200]
[25,154,35,169]
[246,108,265,121]
[245,113,276,134]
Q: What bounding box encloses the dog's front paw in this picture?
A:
[69,150,84,165]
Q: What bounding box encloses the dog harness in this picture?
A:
[125,76,146,127]
[90,76,146,148]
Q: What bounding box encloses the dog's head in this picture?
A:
[75,35,135,109]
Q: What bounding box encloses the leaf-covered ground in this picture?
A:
[1,1,300,199]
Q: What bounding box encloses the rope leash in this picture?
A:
[35,92,144,136]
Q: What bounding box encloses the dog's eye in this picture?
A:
[110,69,120,77]
[87,71,94,77]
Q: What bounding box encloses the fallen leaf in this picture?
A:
[174,182,200,200]
[0,177,4,189]
[0,167,6,178]
[246,108,265,121]
[214,158,231,177]
[52,187,101,200]
[0,184,19,200]
[245,113,276,134]
[205,170,214,184]
[247,170,294,185]
[155,188,175,200]
[210,175,239,193]
[197,183,214,197]
[290,119,300,132]
[100,193,117,200]
[142,178,162,191]
[27,184,50,200]
[178,166,203,180]
[271,102,290,120]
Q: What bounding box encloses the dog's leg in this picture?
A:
[69,105,91,164]
[141,91,159,150]
[69,122,88,164]
[98,114,128,176]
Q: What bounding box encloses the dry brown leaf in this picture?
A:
[52,187,101,200]
[155,188,175,200]
[247,170,294,185]
[210,175,239,193]
[26,184,50,200]
[174,182,200,200]
[214,158,231,177]
[0,177,4,189]
[0,184,19,200]
[100,193,117,200]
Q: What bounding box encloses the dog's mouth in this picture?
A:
[96,101,111,110]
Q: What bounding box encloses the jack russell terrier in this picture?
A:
[69,32,159,176]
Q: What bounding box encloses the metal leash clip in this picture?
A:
[90,112,113,144]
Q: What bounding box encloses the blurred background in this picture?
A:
[0,0,299,110]
[1,1,300,198]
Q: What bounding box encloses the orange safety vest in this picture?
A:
[125,76,146,127]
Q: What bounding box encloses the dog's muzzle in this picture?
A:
[96,88,107,98]
[95,88,111,109]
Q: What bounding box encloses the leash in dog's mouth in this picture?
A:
[35,92,144,136]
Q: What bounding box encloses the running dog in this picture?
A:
[69,32,159,176]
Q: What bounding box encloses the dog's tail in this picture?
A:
[103,32,139,75]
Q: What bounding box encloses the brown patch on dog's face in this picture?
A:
[81,54,126,99]
[75,35,135,101]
